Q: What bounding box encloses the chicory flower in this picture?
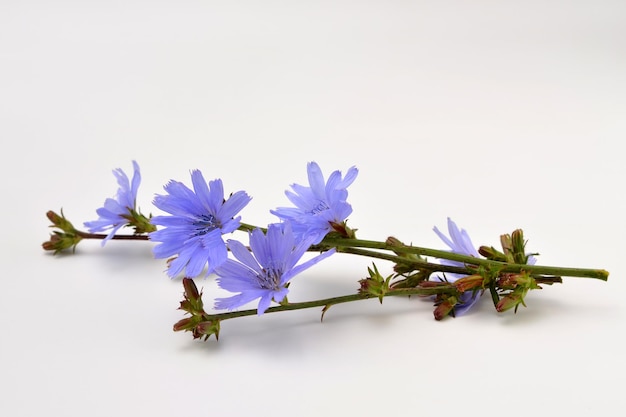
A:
[84,160,142,245]
[150,170,251,278]
[214,223,335,315]
[432,217,482,315]
[271,161,358,244]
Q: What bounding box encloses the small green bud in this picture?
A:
[46,209,78,234]
[386,236,426,261]
[496,293,525,312]
[497,272,538,291]
[42,231,82,254]
[500,229,530,264]
[478,245,509,262]
[195,320,221,341]
[511,229,528,264]
[173,316,220,341]
[358,263,392,303]
[172,316,200,332]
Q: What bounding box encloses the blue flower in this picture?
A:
[214,223,335,315]
[84,160,141,245]
[271,162,358,244]
[150,170,252,278]
[432,217,482,315]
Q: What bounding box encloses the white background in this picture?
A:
[1,1,625,416]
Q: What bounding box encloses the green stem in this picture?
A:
[319,237,609,281]
[337,246,471,275]
[238,222,263,233]
[75,231,150,240]
[203,286,457,322]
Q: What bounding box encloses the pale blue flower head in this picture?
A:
[214,223,335,315]
[432,217,482,315]
[84,160,141,245]
[271,162,358,244]
[150,170,251,278]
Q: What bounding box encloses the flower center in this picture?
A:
[192,214,219,236]
[257,267,282,290]
[308,200,329,215]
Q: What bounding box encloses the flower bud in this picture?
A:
[195,320,221,341]
[497,272,535,291]
[499,230,533,264]
[180,278,204,314]
[511,229,526,260]
[358,263,391,303]
[172,317,197,332]
[434,296,458,320]
[496,293,524,312]
[453,275,484,292]
[386,236,425,262]
[46,210,78,233]
[385,236,403,247]
[42,232,82,254]
[478,246,508,262]
[497,273,519,290]
[500,233,513,257]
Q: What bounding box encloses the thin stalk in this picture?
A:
[332,247,562,285]
[75,231,150,240]
[203,286,457,322]
[320,237,609,281]
[336,246,471,275]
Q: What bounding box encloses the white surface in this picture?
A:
[1,1,625,416]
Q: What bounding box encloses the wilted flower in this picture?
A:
[214,223,335,315]
[150,170,251,278]
[271,161,358,244]
[84,161,143,245]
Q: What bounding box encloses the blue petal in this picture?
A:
[215,290,267,311]
[218,190,251,222]
[226,239,261,273]
[190,170,214,212]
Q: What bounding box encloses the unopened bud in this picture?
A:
[172,317,197,332]
[42,232,82,254]
[453,275,484,292]
[499,272,534,290]
[434,296,458,320]
[496,293,524,312]
[180,278,204,313]
[386,236,425,263]
[195,320,220,341]
[500,234,513,257]
[478,246,508,262]
[511,229,525,253]
[497,273,520,290]
[358,264,391,303]
[385,236,403,247]
[46,210,78,233]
